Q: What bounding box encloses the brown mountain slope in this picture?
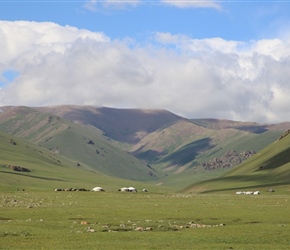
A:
[0,106,69,144]
[130,120,249,165]
[35,105,281,173]
[36,105,184,143]
[191,118,290,133]
[0,106,157,181]
[1,105,288,184]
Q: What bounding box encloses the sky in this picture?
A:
[1,1,290,123]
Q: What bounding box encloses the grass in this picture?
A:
[0,108,156,181]
[1,106,286,188]
[0,131,169,193]
[0,190,290,249]
[183,133,290,193]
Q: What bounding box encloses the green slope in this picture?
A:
[183,132,290,193]
[0,131,168,192]
[35,106,286,175]
[1,105,288,190]
[145,129,281,190]
[0,106,157,181]
[40,123,157,181]
[0,131,113,191]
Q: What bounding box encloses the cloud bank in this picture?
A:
[1,21,290,123]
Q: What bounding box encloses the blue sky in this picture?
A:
[1,1,290,123]
[1,1,289,41]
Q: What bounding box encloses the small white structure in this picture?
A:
[128,187,137,192]
[236,191,260,195]
[118,187,137,192]
[92,187,105,192]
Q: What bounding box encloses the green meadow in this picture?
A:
[1,190,289,249]
[1,112,290,249]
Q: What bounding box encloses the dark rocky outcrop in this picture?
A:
[10,139,17,145]
[278,129,290,141]
[6,165,31,172]
[195,150,256,171]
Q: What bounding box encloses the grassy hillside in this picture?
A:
[1,105,288,190]
[183,132,290,193]
[0,131,170,192]
[191,118,268,133]
[0,131,111,191]
[37,105,182,143]
[36,105,284,174]
[40,122,157,181]
[0,106,157,181]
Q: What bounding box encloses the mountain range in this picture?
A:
[0,105,289,192]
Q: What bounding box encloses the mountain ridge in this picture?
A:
[1,105,289,190]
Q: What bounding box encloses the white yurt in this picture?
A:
[128,187,137,192]
[118,187,129,192]
[92,187,105,192]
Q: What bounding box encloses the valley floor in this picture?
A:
[1,190,290,249]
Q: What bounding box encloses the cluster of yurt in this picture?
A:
[91,186,148,192]
[118,187,137,192]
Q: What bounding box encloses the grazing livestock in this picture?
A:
[92,187,105,192]
[53,188,89,192]
[77,188,89,191]
[142,189,148,192]
[253,191,260,195]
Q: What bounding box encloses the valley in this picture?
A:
[0,105,289,192]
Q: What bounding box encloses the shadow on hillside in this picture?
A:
[197,175,290,193]
[234,125,268,134]
[158,138,215,166]
[0,170,65,181]
[132,147,167,163]
[201,182,290,193]
[63,107,180,143]
[257,148,290,171]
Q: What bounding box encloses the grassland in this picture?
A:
[2,105,286,183]
[0,130,166,193]
[0,190,289,249]
[183,132,290,193]
[0,107,154,181]
[1,107,290,249]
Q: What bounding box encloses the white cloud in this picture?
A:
[0,21,109,64]
[84,0,141,11]
[84,0,221,11]
[160,0,221,10]
[1,21,290,123]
